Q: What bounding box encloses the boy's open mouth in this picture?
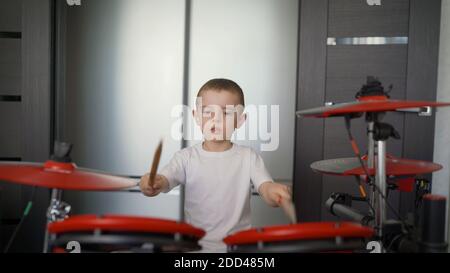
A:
[210,125,223,134]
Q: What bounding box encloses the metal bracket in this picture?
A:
[396,106,432,117]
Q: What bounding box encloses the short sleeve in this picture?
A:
[250,149,273,192]
[159,150,187,193]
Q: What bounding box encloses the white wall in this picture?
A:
[63,0,186,219]
[65,0,185,175]
[188,0,299,181]
[432,0,450,245]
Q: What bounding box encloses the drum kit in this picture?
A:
[294,77,450,253]
[0,77,449,253]
[225,76,449,253]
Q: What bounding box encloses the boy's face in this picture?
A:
[194,89,246,142]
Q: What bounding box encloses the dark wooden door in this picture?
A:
[294,0,442,222]
[0,0,53,252]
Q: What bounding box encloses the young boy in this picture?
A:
[139,78,292,252]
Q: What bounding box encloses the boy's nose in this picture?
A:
[212,114,223,122]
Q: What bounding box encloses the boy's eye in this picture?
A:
[202,111,212,117]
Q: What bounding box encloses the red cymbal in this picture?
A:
[310,155,442,177]
[297,96,450,118]
[0,161,138,191]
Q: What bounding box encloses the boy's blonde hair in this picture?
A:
[197,78,245,106]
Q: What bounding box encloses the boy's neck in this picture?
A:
[202,140,233,152]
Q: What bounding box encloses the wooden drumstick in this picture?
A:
[148,140,163,188]
[278,196,297,224]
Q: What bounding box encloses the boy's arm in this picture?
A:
[140,150,187,197]
[249,150,293,207]
[249,149,296,222]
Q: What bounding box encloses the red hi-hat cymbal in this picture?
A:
[0,160,138,191]
[296,95,450,118]
[310,155,442,177]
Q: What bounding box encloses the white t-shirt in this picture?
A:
[159,143,273,252]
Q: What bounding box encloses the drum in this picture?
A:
[47,215,206,253]
[223,222,374,253]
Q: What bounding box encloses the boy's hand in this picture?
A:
[258,182,293,207]
[139,173,169,197]
[259,182,297,223]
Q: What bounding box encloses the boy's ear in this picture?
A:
[236,113,247,129]
[193,109,201,126]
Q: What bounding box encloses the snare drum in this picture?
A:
[223,222,374,253]
[47,215,206,253]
